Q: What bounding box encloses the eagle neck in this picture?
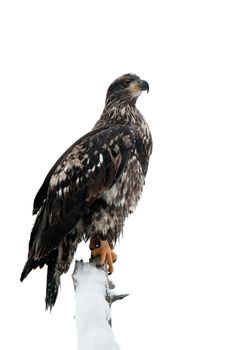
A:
[95,103,144,129]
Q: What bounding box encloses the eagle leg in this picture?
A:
[89,239,117,273]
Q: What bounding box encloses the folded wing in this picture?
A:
[28,125,136,261]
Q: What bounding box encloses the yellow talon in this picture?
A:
[90,239,117,273]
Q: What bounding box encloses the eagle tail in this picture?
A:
[45,249,61,311]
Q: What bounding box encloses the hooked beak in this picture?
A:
[140,80,149,93]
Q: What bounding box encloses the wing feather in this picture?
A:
[32,126,111,214]
[32,125,136,259]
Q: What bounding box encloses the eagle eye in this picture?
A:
[122,80,131,88]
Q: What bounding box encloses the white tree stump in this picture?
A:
[72,259,128,350]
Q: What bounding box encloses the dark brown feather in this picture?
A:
[21,73,152,310]
[30,125,136,260]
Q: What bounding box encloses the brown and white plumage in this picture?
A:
[21,73,152,309]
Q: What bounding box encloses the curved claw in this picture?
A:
[90,240,117,273]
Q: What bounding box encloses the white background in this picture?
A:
[1,1,242,349]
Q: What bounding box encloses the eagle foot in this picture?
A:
[89,239,117,274]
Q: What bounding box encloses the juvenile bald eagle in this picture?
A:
[21,73,152,310]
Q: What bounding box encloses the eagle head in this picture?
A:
[106,73,149,106]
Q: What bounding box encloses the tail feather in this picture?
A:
[21,247,61,310]
[21,202,77,309]
[45,249,61,311]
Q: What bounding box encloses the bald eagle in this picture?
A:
[21,73,152,310]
